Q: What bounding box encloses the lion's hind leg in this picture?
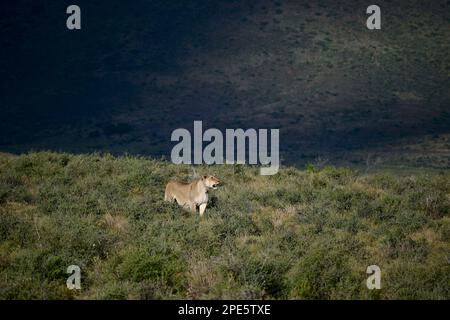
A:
[189,202,197,213]
[164,190,174,202]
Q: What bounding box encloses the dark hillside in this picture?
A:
[0,0,449,167]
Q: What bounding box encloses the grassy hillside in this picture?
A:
[0,152,449,299]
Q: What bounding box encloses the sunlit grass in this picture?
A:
[0,152,449,299]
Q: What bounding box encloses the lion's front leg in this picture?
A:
[199,203,207,216]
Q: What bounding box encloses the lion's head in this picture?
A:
[202,175,220,190]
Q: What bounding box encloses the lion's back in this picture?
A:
[165,180,191,201]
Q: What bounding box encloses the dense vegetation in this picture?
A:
[0,152,449,299]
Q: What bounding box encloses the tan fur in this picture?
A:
[164,175,220,216]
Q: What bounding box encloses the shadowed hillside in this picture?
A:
[0,152,449,299]
[0,0,449,168]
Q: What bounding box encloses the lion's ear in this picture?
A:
[203,175,207,179]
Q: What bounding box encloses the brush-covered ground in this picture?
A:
[0,152,449,299]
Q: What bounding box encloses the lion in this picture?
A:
[164,175,220,216]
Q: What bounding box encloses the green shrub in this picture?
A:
[117,247,186,294]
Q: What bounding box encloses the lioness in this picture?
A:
[164,175,220,216]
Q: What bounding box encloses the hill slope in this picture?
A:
[1,0,449,167]
[0,152,449,299]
